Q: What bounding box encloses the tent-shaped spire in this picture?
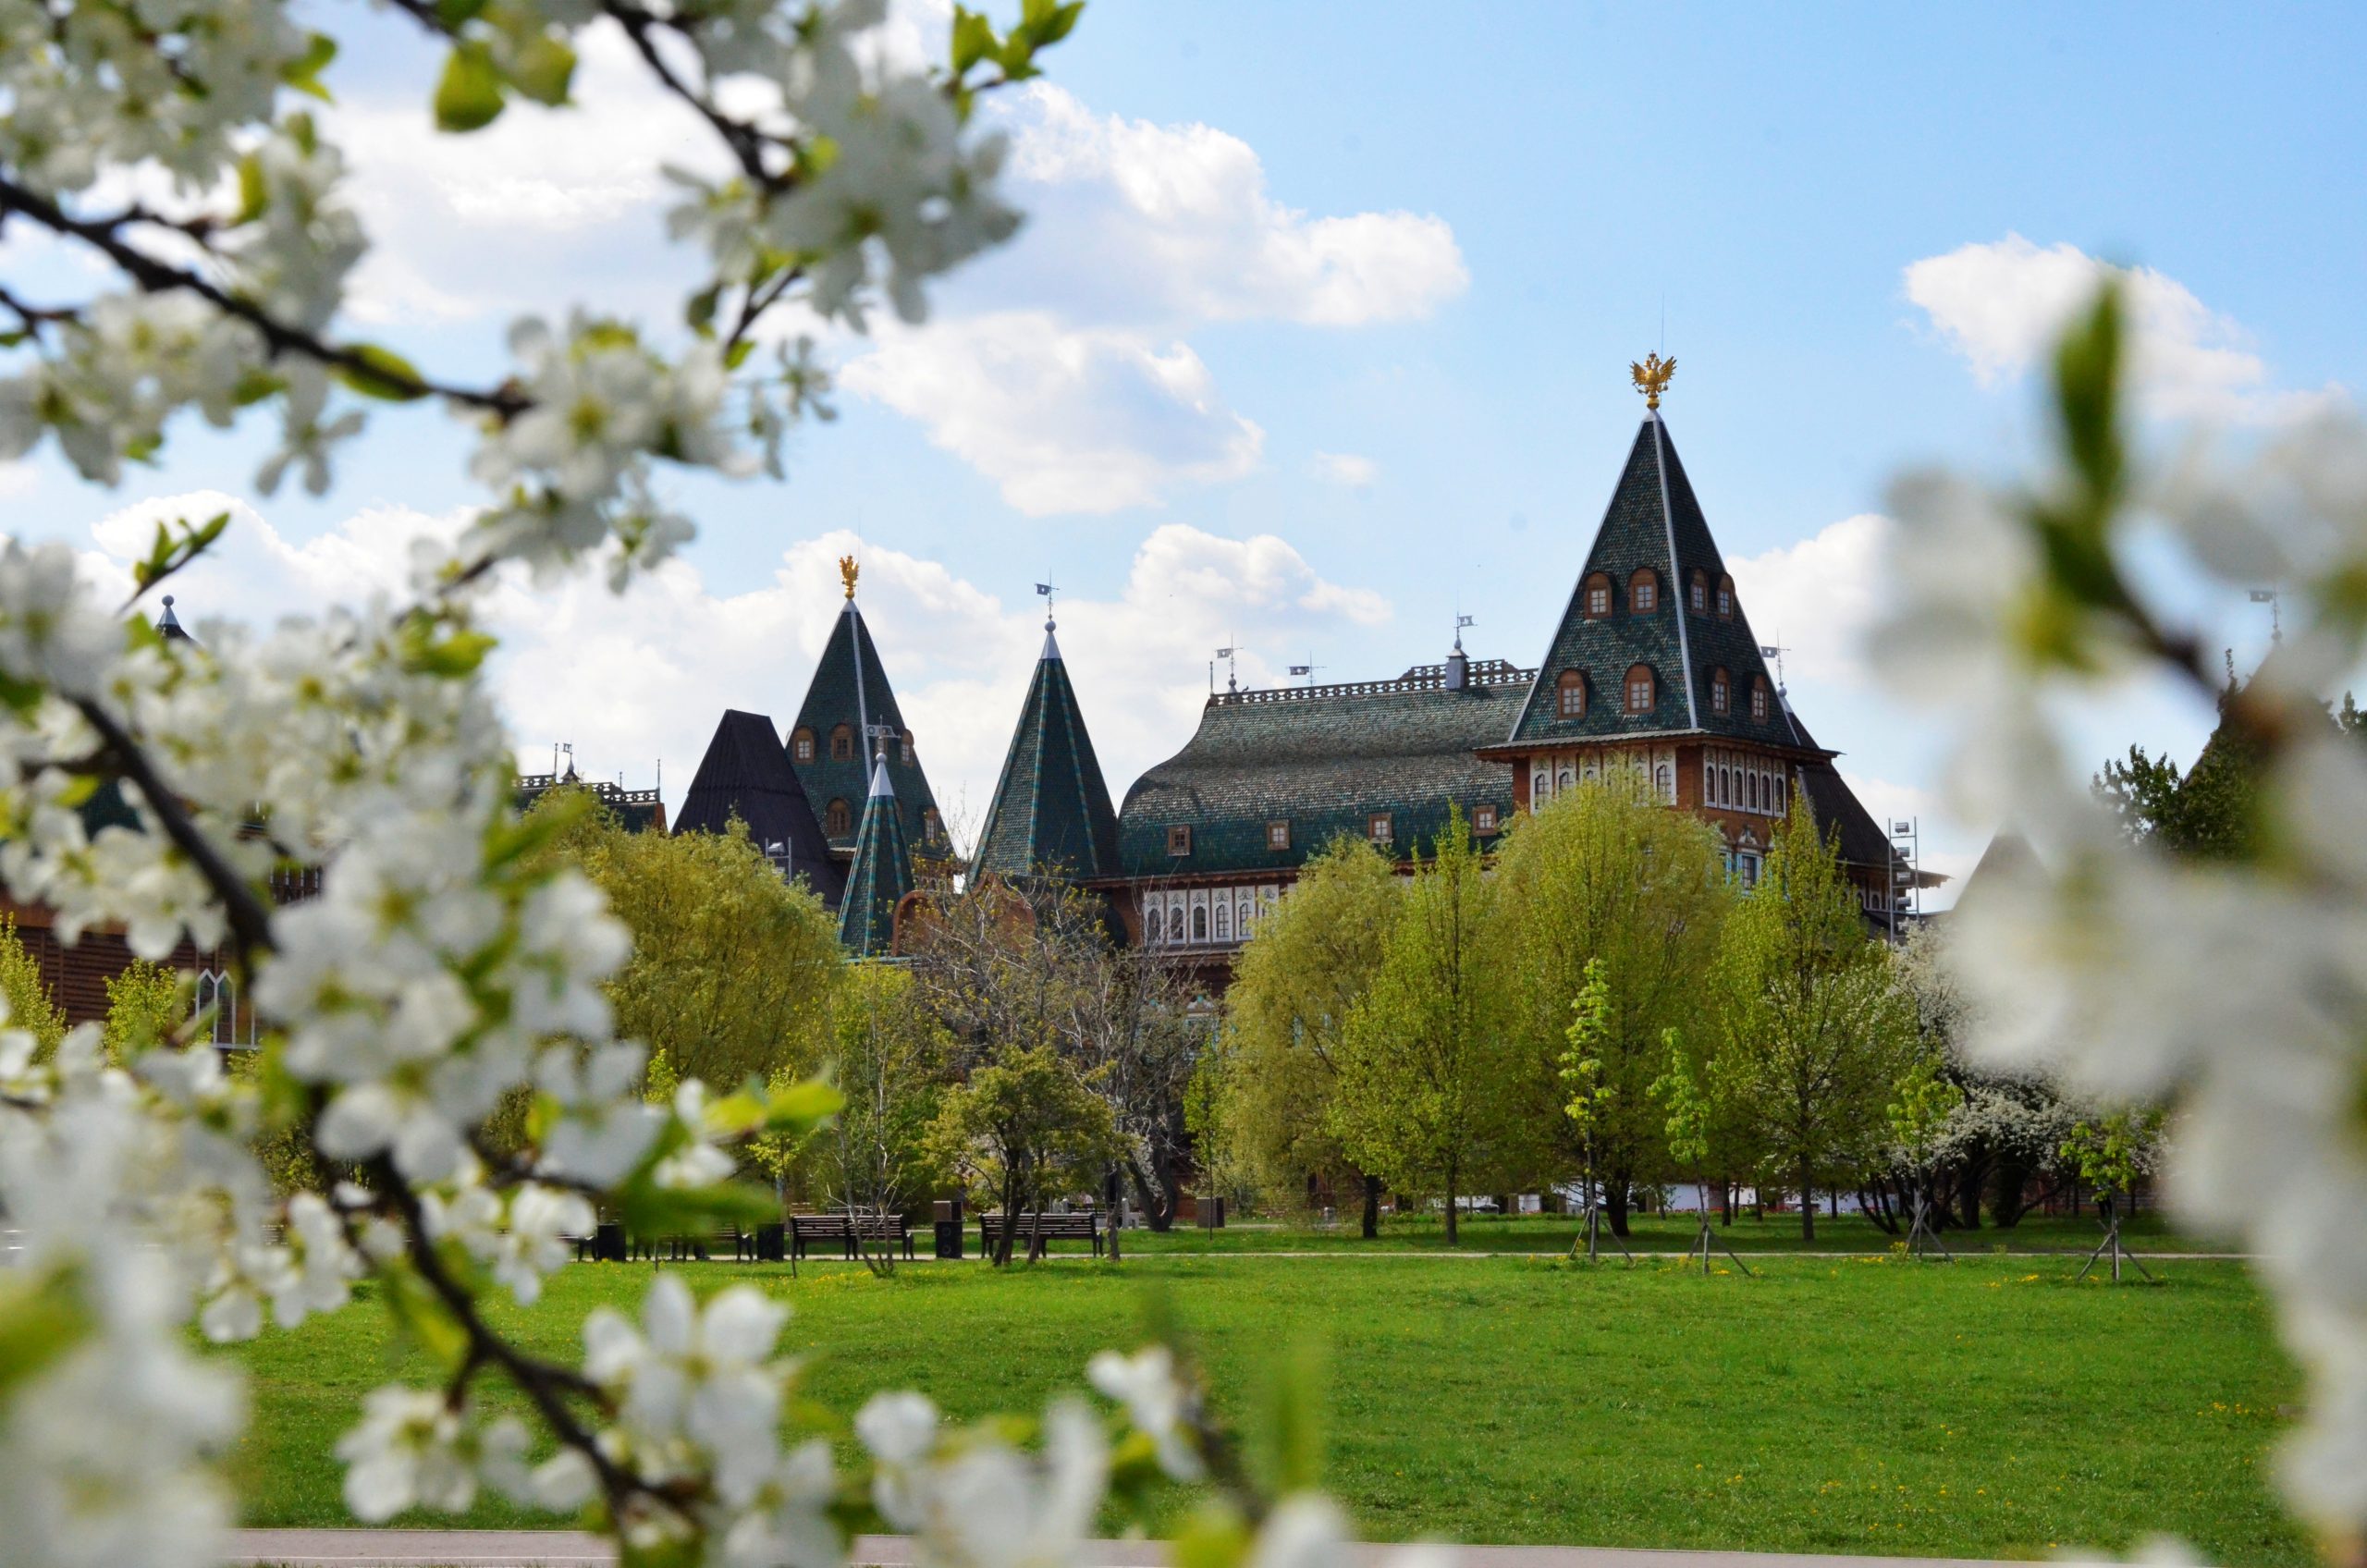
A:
[156,594,192,643]
[789,573,944,861]
[1507,411,1800,750]
[972,617,1121,883]
[674,709,844,906]
[838,749,914,957]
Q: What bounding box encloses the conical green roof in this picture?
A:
[791,597,945,858]
[972,620,1122,882]
[838,752,914,958]
[1507,412,1797,750]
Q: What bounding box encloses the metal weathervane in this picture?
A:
[839,555,859,600]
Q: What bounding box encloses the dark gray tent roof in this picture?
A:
[675,709,843,905]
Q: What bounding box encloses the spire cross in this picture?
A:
[1036,580,1057,631]
[1631,352,1676,410]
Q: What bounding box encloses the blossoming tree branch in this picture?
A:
[0,4,1371,1566]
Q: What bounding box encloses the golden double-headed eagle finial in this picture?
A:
[839,555,859,600]
[1630,352,1676,410]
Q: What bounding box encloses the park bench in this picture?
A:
[788,1211,915,1260]
[979,1211,1105,1257]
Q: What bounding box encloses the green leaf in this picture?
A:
[1032,1,1084,47]
[435,0,491,28]
[235,153,269,225]
[0,1271,91,1399]
[724,338,756,373]
[616,1178,775,1238]
[434,41,508,133]
[1171,1504,1251,1568]
[510,33,577,107]
[2053,281,2127,526]
[279,32,338,101]
[950,6,997,73]
[334,342,428,402]
[685,284,722,337]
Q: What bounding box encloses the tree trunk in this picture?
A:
[1721,1182,1736,1227]
[1443,1156,1460,1245]
[1361,1173,1380,1240]
[1105,1168,1122,1262]
[1798,1156,1815,1243]
[1605,1169,1633,1238]
[994,1169,1017,1267]
[1124,1154,1179,1233]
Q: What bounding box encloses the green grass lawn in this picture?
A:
[219,1250,2306,1564]
[1118,1209,2221,1256]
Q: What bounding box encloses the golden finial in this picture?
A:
[839,555,859,600]
[1630,352,1676,410]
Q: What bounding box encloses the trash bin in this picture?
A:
[934,1197,964,1259]
[595,1221,626,1262]
[756,1222,786,1263]
[1196,1194,1225,1230]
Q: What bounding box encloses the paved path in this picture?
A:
[803,1249,2253,1262]
[227,1530,2026,1568]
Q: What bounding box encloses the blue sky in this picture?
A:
[9,1,2361,894]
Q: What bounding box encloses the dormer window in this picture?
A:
[829,724,853,762]
[1267,820,1291,851]
[1717,575,1735,619]
[901,730,914,765]
[1709,668,1730,715]
[1583,573,1613,619]
[1629,569,1659,614]
[923,808,942,843]
[1473,803,1499,835]
[1556,669,1587,717]
[1689,570,1708,614]
[1168,825,1193,857]
[1625,664,1655,715]
[791,728,816,764]
[1751,678,1770,722]
[825,798,851,837]
[1368,813,1393,845]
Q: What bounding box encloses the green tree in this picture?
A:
[1493,770,1730,1233]
[1327,806,1510,1244]
[102,958,184,1065]
[532,791,844,1092]
[1707,797,1919,1241]
[820,964,951,1244]
[1210,837,1398,1233]
[0,915,65,1060]
[926,1043,1122,1265]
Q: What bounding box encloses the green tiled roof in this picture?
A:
[790,601,943,856]
[837,756,914,958]
[1116,662,1527,879]
[1507,413,1797,750]
[973,624,1121,882]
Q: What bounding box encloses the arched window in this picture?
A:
[1750,677,1770,722]
[1748,772,1760,812]
[1655,761,1674,801]
[1717,575,1735,619]
[1583,572,1613,619]
[1238,898,1255,937]
[1629,569,1659,614]
[1624,663,1655,715]
[1720,765,1733,806]
[194,970,244,1047]
[1146,905,1163,944]
[1709,668,1730,714]
[825,798,851,837]
[1192,904,1208,941]
[1213,901,1231,942]
[1689,570,1708,614]
[828,724,853,761]
[1556,669,1587,717]
[1772,776,1784,814]
[791,728,816,764]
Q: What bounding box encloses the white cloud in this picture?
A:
[995,85,1467,330]
[0,462,37,502]
[77,501,1391,855]
[1309,451,1377,489]
[840,83,1466,515]
[841,312,1264,515]
[1726,512,1890,690]
[1904,235,2344,425]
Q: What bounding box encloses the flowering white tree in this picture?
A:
[1882,284,2367,1535]
[0,5,1369,1565]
